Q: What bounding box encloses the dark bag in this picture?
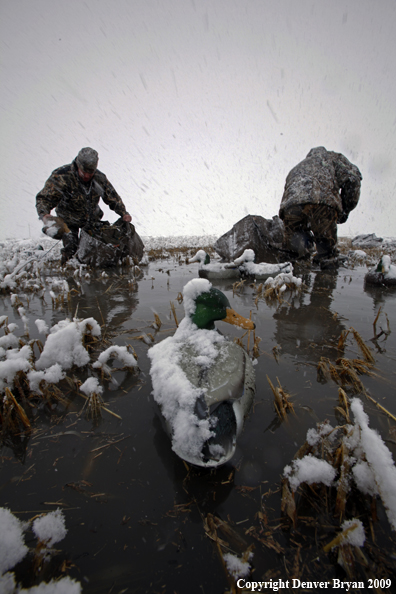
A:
[76,219,144,267]
[214,214,289,263]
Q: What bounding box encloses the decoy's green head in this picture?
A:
[375,255,391,274]
[184,280,255,331]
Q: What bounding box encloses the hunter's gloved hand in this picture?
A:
[41,216,70,239]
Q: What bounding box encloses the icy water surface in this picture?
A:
[1,257,396,592]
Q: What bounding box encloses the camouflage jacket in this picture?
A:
[36,159,128,228]
[279,147,362,223]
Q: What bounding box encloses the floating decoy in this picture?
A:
[364,255,396,287]
[148,278,255,467]
[188,250,240,279]
[233,249,293,279]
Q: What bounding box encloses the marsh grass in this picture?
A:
[2,238,396,588]
[267,375,295,419]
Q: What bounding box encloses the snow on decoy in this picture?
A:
[147,278,255,468]
[188,250,240,279]
[364,255,396,287]
[232,249,293,280]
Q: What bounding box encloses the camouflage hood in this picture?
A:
[279,146,362,219]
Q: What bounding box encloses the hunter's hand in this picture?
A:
[123,214,132,223]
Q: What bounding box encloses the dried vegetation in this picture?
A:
[2,238,396,589]
[0,251,144,444]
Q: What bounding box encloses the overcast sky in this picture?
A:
[1,0,395,241]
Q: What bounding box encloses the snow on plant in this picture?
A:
[35,317,101,370]
[264,271,302,291]
[323,518,366,553]
[0,508,28,576]
[10,294,23,307]
[338,518,366,547]
[283,398,396,532]
[80,377,103,397]
[79,377,105,419]
[18,306,29,336]
[350,398,396,530]
[0,345,32,392]
[92,345,138,373]
[0,275,17,291]
[1,308,136,431]
[27,364,65,394]
[0,333,20,351]
[0,317,101,396]
[284,455,337,491]
[35,319,49,335]
[33,509,67,547]
[223,551,253,580]
[0,507,81,593]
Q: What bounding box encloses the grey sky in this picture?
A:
[1,0,395,240]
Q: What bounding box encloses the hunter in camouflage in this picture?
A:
[279,146,362,262]
[36,148,132,263]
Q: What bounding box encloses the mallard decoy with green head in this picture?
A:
[148,278,255,467]
[365,255,396,287]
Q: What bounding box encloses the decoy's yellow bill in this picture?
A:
[222,308,255,330]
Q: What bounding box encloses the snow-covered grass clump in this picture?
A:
[35,317,101,370]
[349,398,396,529]
[33,509,67,547]
[0,310,138,432]
[284,454,336,491]
[0,238,61,293]
[0,507,81,593]
[0,317,101,396]
[0,508,28,576]
[223,551,253,579]
[264,270,302,293]
[284,398,396,532]
[92,345,138,374]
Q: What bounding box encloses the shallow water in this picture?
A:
[1,258,396,592]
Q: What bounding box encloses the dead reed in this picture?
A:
[266,375,295,419]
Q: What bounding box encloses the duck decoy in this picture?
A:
[148,278,255,467]
[364,255,396,287]
[233,249,293,279]
[188,250,240,279]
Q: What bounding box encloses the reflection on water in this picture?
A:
[1,261,396,591]
[273,271,345,362]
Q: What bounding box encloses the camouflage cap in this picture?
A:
[76,147,99,173]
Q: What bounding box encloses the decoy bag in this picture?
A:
[76,218,144,267]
